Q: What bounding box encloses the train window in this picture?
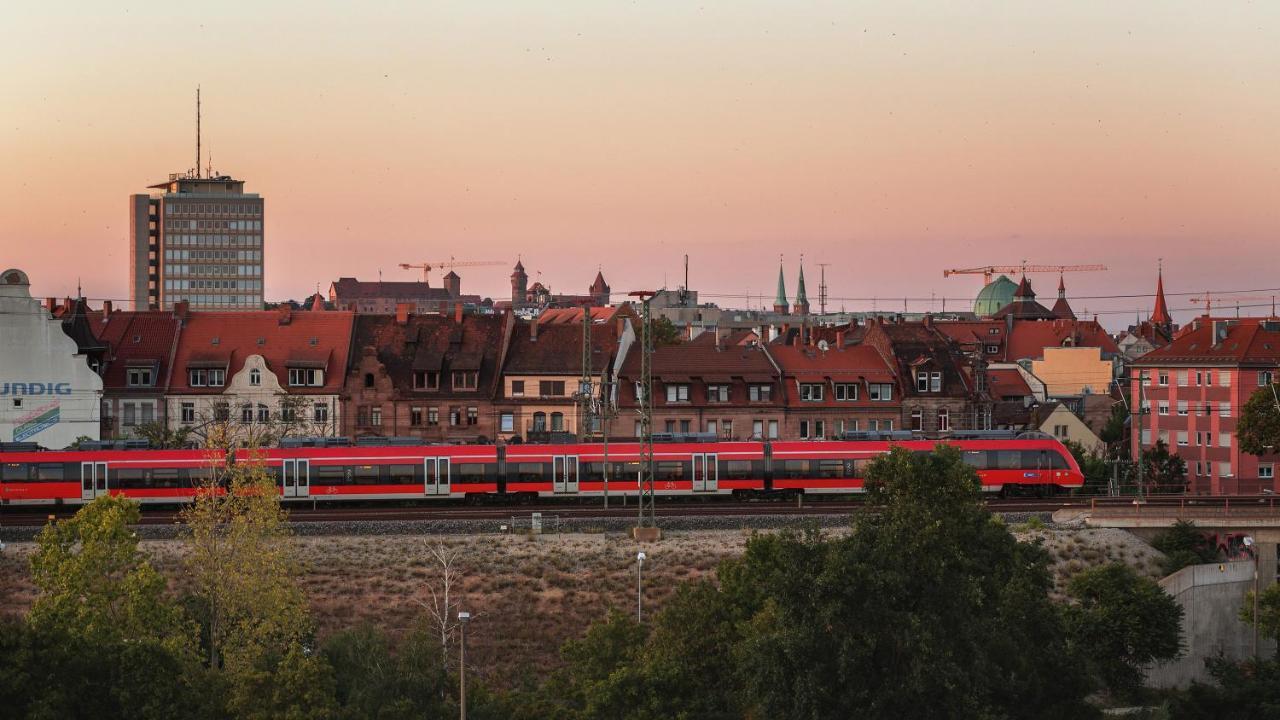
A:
[455,463,489,483]
[2,463,28,481]
[1048,452,1070,470]
[354,465,380,485]
[312,466,348,485]
[995,451,1021,470]
[514,463,549,483]
[777,460,811,478]
[388,464,418,484]
[961,452,988,470]
[113,468,150,489]
[654,461,687,481]
[721,460,757,479]
[189,468,213,487]
[847,459,866,477]
[34,463,67,482]
[152,469,182,488]
[815,460,845,478]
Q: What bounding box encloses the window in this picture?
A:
[181,402,195,424]
[1157,402,1169,416]
[664,419,676,433]
[1177,431,1188,446]
[1261,371,1274,386]
[1158,371,1169,386]
[768,420,779,439]
[911,409,923,431]
[313,403,329,423]
[916,371,929,392]
[635,421,644,438]
[1195,370,1203,386]
[834,383,858,401]
[361,372,373,389]
[189,368,207,386]
[706,385,729,402]
[241,404,254,423]
[511,380,525,396]
[371,407,382,427]
[1220,370,1231,386]
[414,371,440,390]
[988,327,999,335]
[122,403,137,427]
[449,407,461,426]
[800,420,810,439]
[679,419,691,433]
[532,412,547,432]
[634,382,647,402]
[1220,432,1231,448]
[257,404,270,423]
[428,407,439,426]
[722,420,733,437]
[800,420,825,439]
[1177,370,1189,387]
[1177,401,1188,417]
[666,384,690,402]
[799,384,824,402]
[985,345,999,354]
[501,413,515,433]
[931,372,942,392]
[1220,402,1232,418]
[281,403,297,422]
[749,384,772,402]
[213,402,229,421]
[1053,424,1068,439]
[539,380,566,397]
[288,368,323,387]
[1141,429,1151,445]
[1261,464,1275,480]
[467,407,478,425]
[127,368,153,387]
[752,420,764,439]
[250,368,261,386]
[1220,461,1233,478]
[410,407,423,426]
[869,383,893,401]
[937,408,950,432]
[208,368,225,387]
[452,371,478,390]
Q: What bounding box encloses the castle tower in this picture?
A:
[511,259,528,305]
[589,270,610,306]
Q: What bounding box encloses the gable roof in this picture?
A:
[330,277,453,301]
[1005,318,1119,360]
[618,338,777,382]
[987,367,1033,399]
[88,310,183,390]
[503,320,621,375]
[170,310,355,393]
[349,313,509,397]
[1133,316,1280,367]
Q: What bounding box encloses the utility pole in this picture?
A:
[1135,371,1147,500]
[577,307,593,442]
[629,291,659,538]
[457,611,470,720]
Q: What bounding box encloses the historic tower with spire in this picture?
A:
[794,261,810,316]
[511,259,528,305]
[1150,262,1172,333]
[772,261,789,314]
[1051,274,1076,320]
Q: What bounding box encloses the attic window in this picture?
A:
[310,337,319,346]
[132,334,142,343]
[257,337,266,346]
[211,336,220,345]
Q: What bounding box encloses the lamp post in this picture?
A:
[458,611,471,720]
[636,551,646,622]
[1244,537,1259,661]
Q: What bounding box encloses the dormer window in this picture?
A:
[188,367,225,387]
[249,368,261,386]
[452,371,479,391]
[917,371,941,393]
[413,371,440,390]
[287,368,323,387]
[127,368,154,387]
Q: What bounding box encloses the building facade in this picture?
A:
[329,277,483,315]
[768,340,899,439]
[0,269,102,448]
[91,307,183,440]
[1131,316,1280,494]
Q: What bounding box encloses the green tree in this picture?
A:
[28,493,195,657]
[1064,439,1111,495]
[1238,383,1280,456]
[1064,562,1183,698]
[322,623,454,720]
[1151,520,1219,576]
[133,420,193,449]
[649,316,682,346]
[1141,440,1188,494]
[1167,656,1280,719]
[182,445,313,677]
[1239,582,1280,643]
[1098,402,1129,448]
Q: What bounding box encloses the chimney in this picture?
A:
[102,300,113,318]
[278,304,293,325]
[616,314,625,338]
[791,331,801,348]
[923,313,933,328]
[45,297,56,311]
[454,302,464,324]
[836,330,846,347]
[174,300,190,322]
[530,317,539,342]
[395,302,412,326]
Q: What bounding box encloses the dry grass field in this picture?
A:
[0,523,1166,686]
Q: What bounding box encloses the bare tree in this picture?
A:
[415,541,467,670]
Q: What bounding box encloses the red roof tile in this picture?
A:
[987,368,1033,400]
[1134,316,1280,366]
[88,311,182,390]
[1005,319,1119,360]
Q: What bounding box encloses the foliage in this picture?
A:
[1166,657,1280,719]
[649,316,682,346]
[28,494,196,658]
[133,420,193,449]
[1098,402,1129,449]
[1238,383,1280,456]
[1140,440,1188,494]
[1151,520,1220,576]
[1064,439,1111,495]
[321,623,454,720]
[1239,582,1280,644]
[182,447,311,676]
[1064,562,1183,698]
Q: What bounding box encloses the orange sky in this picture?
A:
[1,1,1277,325]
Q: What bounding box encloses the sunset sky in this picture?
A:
[1,1,1276,326]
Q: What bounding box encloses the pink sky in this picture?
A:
[1,1,1277,327]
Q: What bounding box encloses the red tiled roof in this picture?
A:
[1133,316,1280,366]
[88,310,182,390]
[504,320,620,375]
[1005,319,1119,360]
[330,277,453,301]
[987,368,1033,400]
[170,310,355,393]
[349,313,508,397]
[768,343,895,407]
[619,339,777,381]
[536,305,632,325]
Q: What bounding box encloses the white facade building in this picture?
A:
[0,269,103,448]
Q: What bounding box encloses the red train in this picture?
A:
[0,436,1082,506]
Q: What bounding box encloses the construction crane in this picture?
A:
[943,263,1107,285]
[1188,293,1277,316]
[397,258,503,285]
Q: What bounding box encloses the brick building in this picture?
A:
[329,276,483,315]
[612,333,784,440]
[1130,316,1280,494]
[768,338,899,439]
[342,307,513,441]
[90,306,183,439]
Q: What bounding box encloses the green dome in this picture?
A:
[974,275,1018,317]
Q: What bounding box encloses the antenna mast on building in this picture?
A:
[817,263,830,315]
[196,86,201,179]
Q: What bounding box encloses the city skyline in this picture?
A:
[2,1,1277,324]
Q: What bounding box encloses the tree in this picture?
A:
[649,316,682,346]
[1064,439,1111,495]
[1098,402,1129,449]
[1239,582,1280,643]
[1151,519,1219,576]
[1238,383,1280,456]
[1167,656,1280,719]
[133,420,193,449]
[1141,440,1188,494]
[28,493,195,657]
[182,445,312,675]
[417,541,465,670]
[1064,562,1183,698]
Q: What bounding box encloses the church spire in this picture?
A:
[772,257,789,314]
[1051,273,1075,320]
[794,258,810,315]
[1150,261,1171,327]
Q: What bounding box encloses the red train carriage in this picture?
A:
[0,448,227,505]
[503,441,767,498]
[237,445,499,501]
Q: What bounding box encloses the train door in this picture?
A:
[692,453,719,492]
[282,460,309,498]
[80,461,108,500]
[425,458,451,496]
[552,456,578,493]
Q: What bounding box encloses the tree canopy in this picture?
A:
[1238,383,1280,456]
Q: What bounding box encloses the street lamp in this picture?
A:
[1244,537,1258,661]
[457,611,471,720]
[636,551,647,622]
